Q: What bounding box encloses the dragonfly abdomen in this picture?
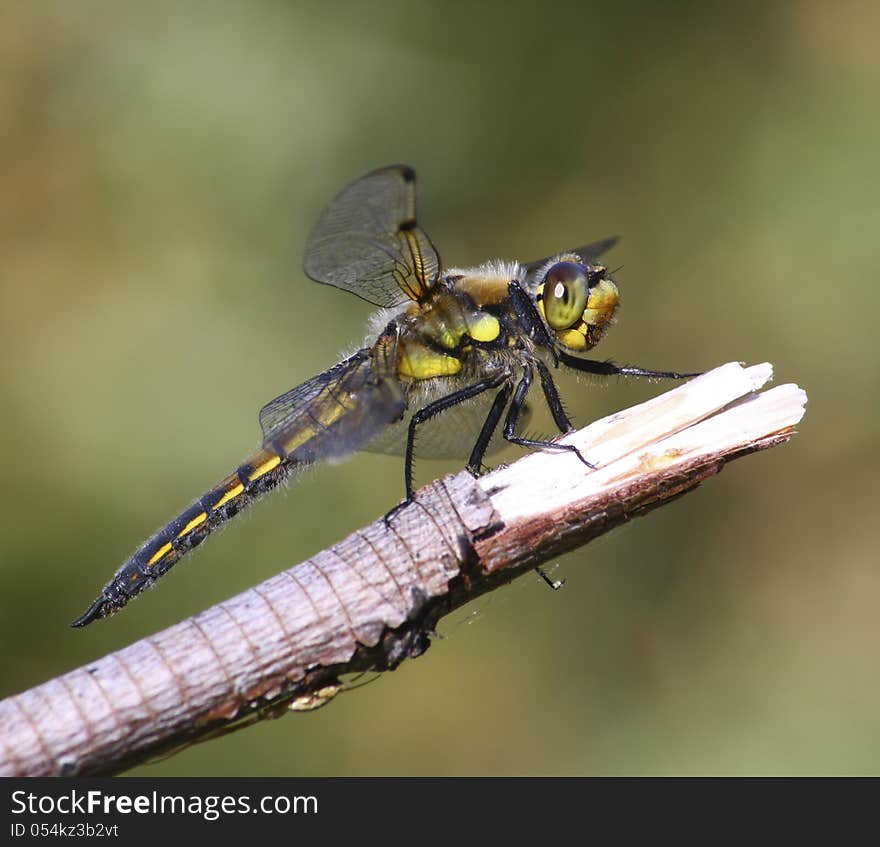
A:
[71,447,292,627]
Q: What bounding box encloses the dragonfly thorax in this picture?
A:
[396,281,508,380]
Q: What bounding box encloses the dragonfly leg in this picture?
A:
[558,351,702,380]
[534,358,573,433]
[466,381,513,476]
[503,364,596,469]
[384,371,510,524]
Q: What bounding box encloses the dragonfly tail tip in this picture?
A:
[70,596,111,628]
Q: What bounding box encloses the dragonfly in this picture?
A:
[72,165,699,627]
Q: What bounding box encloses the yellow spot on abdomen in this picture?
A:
[282,429,314,455]
[212,483,244,510]
[248,455,281,482]
[147,542,173,567]
[178,512,207,539]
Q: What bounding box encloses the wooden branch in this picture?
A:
[0,362,807,776]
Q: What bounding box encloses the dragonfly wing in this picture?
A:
[365,391,533,461]
[304,165,441,307]
[260,327,405,464]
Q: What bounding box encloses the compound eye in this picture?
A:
[541,262,589,330]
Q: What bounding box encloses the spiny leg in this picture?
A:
[557,351,702,380]
[386,370,511,523]
[534,358,573,434]
[466,381,513,476]
[503,364,595,469]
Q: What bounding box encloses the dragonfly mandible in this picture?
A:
[72,165,699,627]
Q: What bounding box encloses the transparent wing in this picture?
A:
[303,165,441,307]
[260,328,405,464]
[522,235,619,280]
[365,392,533,461]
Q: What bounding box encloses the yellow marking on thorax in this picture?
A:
[147,542,173,567]
[435,325,461,350]
[416,291,466,351]
[398,340,462,379]
[466,312,500,342]
[419,288,501,351]
[247,454,281,482]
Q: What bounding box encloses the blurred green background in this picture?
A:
[2,0,878,775]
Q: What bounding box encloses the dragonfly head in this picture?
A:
[535,260,619,352]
